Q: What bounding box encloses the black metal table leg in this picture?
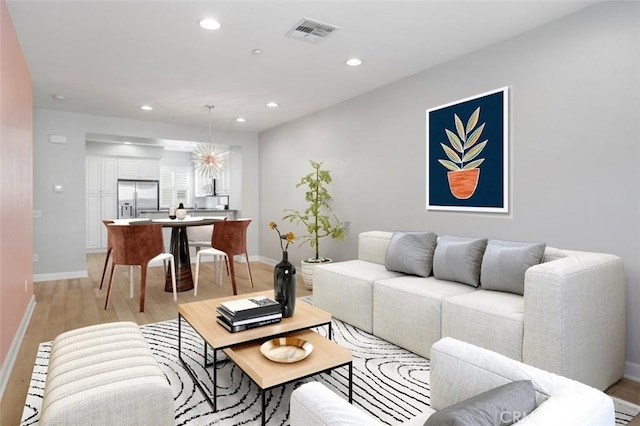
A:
[261,389,266,425]
[348,362,353,402]
[213,348,218,410]
[178,314,182,356]
[177,314,219,412]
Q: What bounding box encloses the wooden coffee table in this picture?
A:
[225,329,352,425]
[177,290,342,418]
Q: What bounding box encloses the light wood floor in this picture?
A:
[1,253,638,424]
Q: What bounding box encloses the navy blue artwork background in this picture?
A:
[428,90,505,209]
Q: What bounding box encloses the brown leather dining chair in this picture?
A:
[100,218,151,290]
[104,223,176,312]
[194,218,254,296]
[99,219,114,289]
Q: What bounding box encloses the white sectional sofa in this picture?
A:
[314,231,626,391]
[290,337,615,425]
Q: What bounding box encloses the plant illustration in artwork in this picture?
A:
[438,107,487,199]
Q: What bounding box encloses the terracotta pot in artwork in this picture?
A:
[447,168,480,199]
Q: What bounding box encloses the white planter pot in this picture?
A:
[301,258,332,291]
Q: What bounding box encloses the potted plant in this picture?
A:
[283,160,346,290]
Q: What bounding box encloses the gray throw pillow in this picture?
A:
[385,231,438,277]
[424,380,536,426]
[432,236,487,287]
[480,239,546,295]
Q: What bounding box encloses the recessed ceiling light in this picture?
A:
[199,18,221,30]
[140,105,153,111]
[346,58,363,67]
[252,49,262,55]
[266,102,279,108]
[124,141,132,145]
[235,117,247,122]
[52,94,65,101]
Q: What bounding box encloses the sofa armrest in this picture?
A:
[290,382,381,426]
[523,252,625,390]
[430,338,614,426]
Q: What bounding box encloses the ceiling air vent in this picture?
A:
[285,17,341,44]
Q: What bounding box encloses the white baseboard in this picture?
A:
[0,295,36,401]
[34,270,88,282]
[625,361,640,383]
[258,256,279,267]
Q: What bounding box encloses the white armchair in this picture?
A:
[290,337,614,426]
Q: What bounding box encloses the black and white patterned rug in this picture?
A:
[20,313,640,425]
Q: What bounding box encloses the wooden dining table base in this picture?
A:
[166,226,194,292]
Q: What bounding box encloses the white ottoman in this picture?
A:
[40,321,173,426]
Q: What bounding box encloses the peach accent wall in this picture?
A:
[0,0,33,367]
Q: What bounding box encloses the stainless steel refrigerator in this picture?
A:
[117,180,159,218]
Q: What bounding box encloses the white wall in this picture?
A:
[33,108,259,279]
[259,3,640,374]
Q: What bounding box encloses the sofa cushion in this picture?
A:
[424,380,535,426]
[385,231,437,277]
[433,236,487,287]
[314,260,403,333]
[373,276,477,358]
[441,290,524,361]
[480,239,546,295]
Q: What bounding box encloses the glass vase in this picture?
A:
[274,251,296,317]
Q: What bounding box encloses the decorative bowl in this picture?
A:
[260,337,313,363]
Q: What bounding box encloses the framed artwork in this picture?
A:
[426,87,509,213]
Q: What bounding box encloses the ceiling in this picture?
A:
[7,0,598,134]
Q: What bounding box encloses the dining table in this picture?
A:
[150,217,223,292]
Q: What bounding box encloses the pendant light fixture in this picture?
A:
[193,105,228,183]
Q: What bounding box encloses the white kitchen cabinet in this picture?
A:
[86,156,118,250]
[87,156,117,193]
[118,158,160,180]
[86,192,117,250]
[117,159,138,179]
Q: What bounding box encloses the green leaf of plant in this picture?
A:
[466,107,480,133]
[454,114,466,142]
[445,130,463,153]
[462,140,487,162]
[463,159,484,169]
[464,123,486,149]
[441,143,462,163]
[438,159,461,171]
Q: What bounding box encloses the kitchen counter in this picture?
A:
[138,209,237,219]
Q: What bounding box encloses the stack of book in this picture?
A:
[216,296,283,333]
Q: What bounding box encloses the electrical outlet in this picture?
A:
[33,254,38,262]
[32,210,42,218]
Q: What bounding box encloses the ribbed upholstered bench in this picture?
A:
[40,321,173,426]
